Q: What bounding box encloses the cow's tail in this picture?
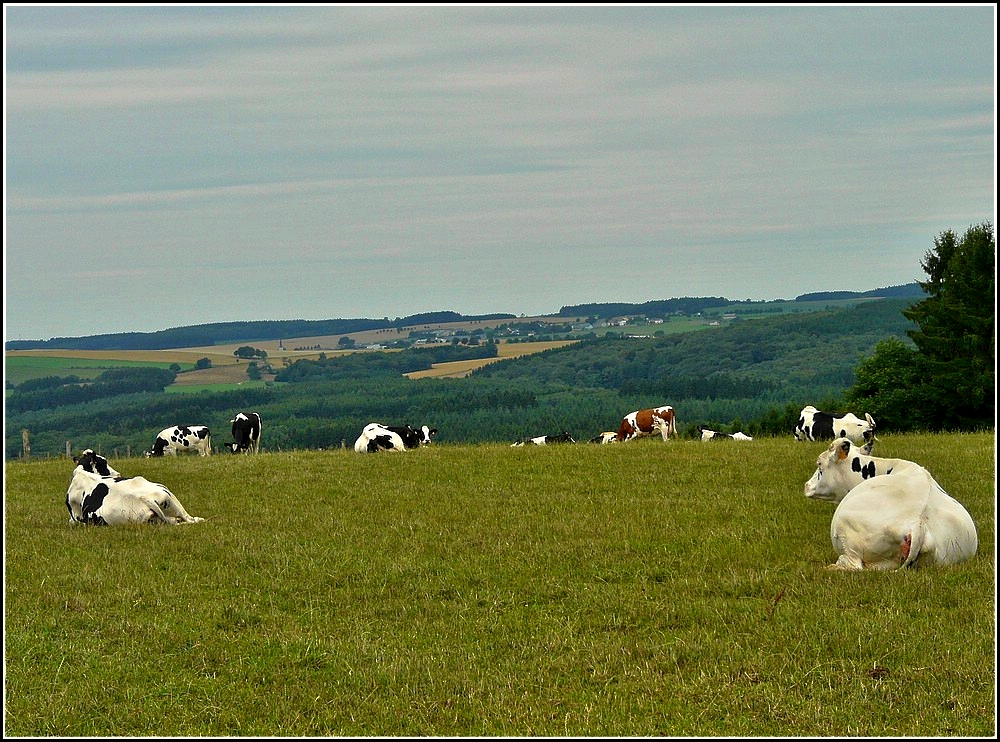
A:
[900,520,928,569]
[899,472,933,568]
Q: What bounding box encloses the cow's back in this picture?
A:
[830,468,977,569]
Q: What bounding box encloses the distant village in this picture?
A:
[289,311,739,352]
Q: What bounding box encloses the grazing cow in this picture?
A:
[67,450,204,525]
[794,405,876,445]
[229,412,262,454]
[616,405,677,442]
[147,425,212,457]
[512,432,576,446]
[354,423,407,453]
[804,438,909,503]
[589,431,619,444]
[383,424,437,449]
[699,426,753,442]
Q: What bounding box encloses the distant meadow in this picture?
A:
[4,432,995,736]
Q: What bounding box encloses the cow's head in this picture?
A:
[861,413,877,444]
[73,449,121,479]
[804,438,876,503]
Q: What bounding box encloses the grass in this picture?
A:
[4,433,995,736]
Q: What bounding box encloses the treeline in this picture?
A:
[5,368,177,415]
[556,283,924,318]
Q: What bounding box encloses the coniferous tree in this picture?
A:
[849,222,995,431]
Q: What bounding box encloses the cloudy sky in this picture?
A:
[4,5,996,341]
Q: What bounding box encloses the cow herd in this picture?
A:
[65,402,980,572]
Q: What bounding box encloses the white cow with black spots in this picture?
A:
[804,438,977,570]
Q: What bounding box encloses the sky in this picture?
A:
[4,4,996,341]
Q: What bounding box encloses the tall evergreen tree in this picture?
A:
[850,222,994,431]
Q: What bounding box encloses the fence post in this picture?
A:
[22,430,31,461]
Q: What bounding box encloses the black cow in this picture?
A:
[229,412,262,454]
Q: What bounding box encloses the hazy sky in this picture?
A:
[4,5,996,341]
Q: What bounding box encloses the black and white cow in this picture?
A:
[354,423,406,453]
[67,449,204,525]
[794,406,876,446]
[147,425,213,457]
[229,412,262,454]
[589,431,619,444]
[699,426,753,442]
[511,432,576,446]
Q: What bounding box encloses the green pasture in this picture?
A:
[4,433,995,736]
[4,356,191,387]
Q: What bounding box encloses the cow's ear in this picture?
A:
[865,413,875,427]
[836,440,851,460]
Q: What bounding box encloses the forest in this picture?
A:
[5,298,921,458]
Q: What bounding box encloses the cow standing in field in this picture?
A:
[803,438,977,570]
[511,432,576,446]
[229,412,262,454]
[147,425,212,457]
[616,405,677,442]
[67,449,205,525]
[794,405,875,446]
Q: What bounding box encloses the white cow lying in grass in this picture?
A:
[67,449,205,526]
[804,438,977,570]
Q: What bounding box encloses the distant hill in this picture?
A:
[4,311,517,352]
[4,284,923,352]
[558,283,924,318]
[793,283,924,302]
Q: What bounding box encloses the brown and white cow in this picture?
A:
[616,405,676,442]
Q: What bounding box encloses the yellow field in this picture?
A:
[5,337,577,385]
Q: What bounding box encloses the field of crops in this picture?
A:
[4,432,995,736]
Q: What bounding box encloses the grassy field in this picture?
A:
[3,433,995,736]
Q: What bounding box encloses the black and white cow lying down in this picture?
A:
[67,449,204,526]
[511,432,576,446]
[698,426,753,442]
[146,425,213,457]
[354,423,437,452]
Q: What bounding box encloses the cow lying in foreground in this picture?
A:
[589,432,619,444]
[67,449,205,526]
[804,438,977,570]
[511,432,575,446]
[354,423,437,452]
[794,405,876,446]
[147,425,213,456]
[616,406,676,442]
[699,426,753,442]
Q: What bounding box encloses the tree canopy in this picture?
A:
[847,222,995,431]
